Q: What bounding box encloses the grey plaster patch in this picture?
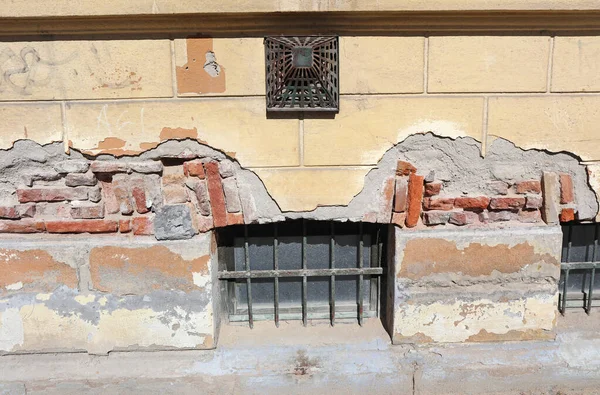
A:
[154,205,197,240]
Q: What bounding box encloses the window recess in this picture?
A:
[559,223,600,314]
[217,220,386,328]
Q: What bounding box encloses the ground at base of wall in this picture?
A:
[1,313,600,395]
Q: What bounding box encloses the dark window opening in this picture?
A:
[559,223,600,314]
[217,220,387,328]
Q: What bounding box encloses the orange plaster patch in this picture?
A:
[160,127,199,141]
[176,38,226,94]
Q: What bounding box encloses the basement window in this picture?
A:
[559,223,600,314]
[217,220,386,327]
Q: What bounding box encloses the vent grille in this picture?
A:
[265,36,339,112]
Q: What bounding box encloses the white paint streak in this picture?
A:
[5,281,23,291]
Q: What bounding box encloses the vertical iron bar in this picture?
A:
[358,222,364,326]
[244,225,253,328]
[376,228,381,318]
[588,225,599,314]
[302,219,308,327]
[562,269,569,315]
[330,221,336,326]
[274,223,280,327]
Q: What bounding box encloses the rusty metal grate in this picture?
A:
[264,36,339,112]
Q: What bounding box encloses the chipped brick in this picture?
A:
[205,162,227,228]
[98,175,119,215]
[219,161,235,178]
[391,212,406,227]
[377,176,395,223]
[423,197,455,211]
[394,178,408,212]
[34,203,70,218]
[131,178,149,214]
[193,180,211,216]
[119,219,132,233]
[129,161,163,174]
[222,177,242,213]
[226,212,244,225]
[449,211,479,226]
[405,173,424,228]
[90,161,128,173]
[16,204,35,218]
[362,212,378,223]
[489,181,509,195]
[454,196,490,211]
[183,160,206,178]
[516,180,541,194]
[559,173,574,204]
[489,197,526,210]
[70,202,105,219]
[518,209,542,223]
[488,211,514,222]
[424,181,442,197]
[560,208,576,223]
[88,186,102,203]
[17,187,89,203]
[422,211,451,225]
[45,220,118,234]
[525,195,543,209]
[65,172,97,187]
[144,174,163,211]
[0,206,19,219]
[194,214,214,233]
[0,219,45,233]
[132,216,154,235]
[113,176,133,215]
[396,161,416,176]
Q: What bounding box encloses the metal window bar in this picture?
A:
[218,221,385,327]
[560,223,600,314]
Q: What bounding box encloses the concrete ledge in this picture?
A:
[0,234,219,355]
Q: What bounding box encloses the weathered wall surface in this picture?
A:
[389,226,562,343]
[1,36,600,217]
[0,234,218,355]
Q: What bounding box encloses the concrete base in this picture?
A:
[0,313,599,394]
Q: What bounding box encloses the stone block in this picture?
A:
[222,177,242,213]
[65,173,97,187]
[0,103,63,149]
[53,160,90,174]
[218,161,235,178]
[542,171,560,225]
[129,161,163,174]
[90,161,128,173]
[428,36,549,92]
[193,180,212,216]
[154,205,197,240]
[552,37,600,92]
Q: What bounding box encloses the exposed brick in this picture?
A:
[226,212,244,226]
[489,181,509,195]
[0,220,45,233]
[488,211,514,222]
[164,185,189,204]
[0,206,19,219]
[205,162,227,228]
[454,196,490,211]
[542,171,560,225]
[362,212,378,223]
[219,161,235,178]
[518,209,542,223]
[194,214,214,233]
[53,160,90,174]
[16,204,35,218]
[144,174,163,211]
[396,161,416,176]
[129,161,163,174]
[377,177,395,223]
[193,180,211,216]
[131,178,149,214]
[560,208,576,223]
[45,219,118,234]
[119,219,132,233]
[489,197,526,210]
[88,186,102,203]
[391,212,406,227]
[70,203,105,219]
[132,217,154,235]
[422,211,451,225]
[424,181,442,197]
[98,175,120,215]
[23,170,61,186]
[405,173,424,228]
[559,173,574,204]
[423,197,455,211]
[65,172,97,187]
[90,161,128,173]
[17,187,89,203]
[183,160,206,178]
[394,178,408,212]
[449,211,479,226]
[113,176,134,215]
[516,180,541,194]
[34,203,70,218]
[525,195,543,209]
[222,177,242,213]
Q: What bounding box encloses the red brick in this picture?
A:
[559,173,574,204]
[516,180,541,194]
[132,217,154,235]
[183,160,206,178]
[405,173,424,228]
[525,195,543,209]
[0,220,45,233]
[393,178,408,212]
[424,181,442,197]
[449,211,479,226]
[90,161,128,173]
[227,212,244,226]
[518,210,542,223]
[423,197,455,211]
[45,220,118,234]
[16,204,35,218]
[205,161,227,228]
[112,177,133,215]
[131,178,149,214]
[396,161,416,176]
[0,206,19,219]
[17,187,88,203]
[70,203,105,219]
[559,208,576,223]
[422,211,451,225]
[119,219,132,233]
[489,197,526,210]
[98,175,119,214]
[454,196,490,211]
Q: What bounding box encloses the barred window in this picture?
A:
[217,221,386,327]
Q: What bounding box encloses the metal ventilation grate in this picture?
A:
[265,36,339,112]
